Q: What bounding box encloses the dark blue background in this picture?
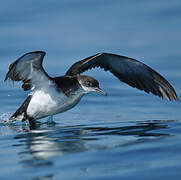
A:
[0,1,181,179]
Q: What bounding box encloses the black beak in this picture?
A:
[94,87,107,96]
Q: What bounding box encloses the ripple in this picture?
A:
[0,112,11,122]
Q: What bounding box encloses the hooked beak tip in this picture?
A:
[94,87,107,96]
[104,92,107,96]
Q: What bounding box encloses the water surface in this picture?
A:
[0,1,181,179]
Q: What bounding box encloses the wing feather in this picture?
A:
[66,53,177,101]
[4,51,50,91]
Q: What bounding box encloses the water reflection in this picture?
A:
[12,120,171,164]
[33,175,54,180]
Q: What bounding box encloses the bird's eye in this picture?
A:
[87,82,91,86]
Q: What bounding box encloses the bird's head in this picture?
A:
[77,75,107,96]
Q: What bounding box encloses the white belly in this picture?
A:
[27,87,85,120]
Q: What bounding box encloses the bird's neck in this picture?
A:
[53,75,88,96]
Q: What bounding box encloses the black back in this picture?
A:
[53,76,80,96]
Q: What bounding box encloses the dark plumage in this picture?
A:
[9,95,33,122]
[53,76,80,96]
[4,51,178,125]
[66,52,178,101]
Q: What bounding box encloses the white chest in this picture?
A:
[26,87,85,119]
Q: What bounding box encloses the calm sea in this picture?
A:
[0,1,181,179]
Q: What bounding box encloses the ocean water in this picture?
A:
[0,1,181,179]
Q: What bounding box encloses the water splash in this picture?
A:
[0,112,11,123]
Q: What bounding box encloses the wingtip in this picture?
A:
[166,88,178,102]
[4,73,9,82]
[162,93,178,102]
[173,95,178,102]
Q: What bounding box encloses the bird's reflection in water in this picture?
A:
[11,120,172,170]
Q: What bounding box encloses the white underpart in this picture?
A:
[27,84,87,120]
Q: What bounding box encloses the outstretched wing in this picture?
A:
[4,51,50,91]
[66,53,178,101]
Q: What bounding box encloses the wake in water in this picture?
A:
[0,112,20,135]
[0,112,35,133]
[0,112,56,133]
[0,112,11,123]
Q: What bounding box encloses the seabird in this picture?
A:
[4,51,178,125]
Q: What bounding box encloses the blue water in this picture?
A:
[0,1,181,179]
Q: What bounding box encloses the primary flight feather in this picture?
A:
[4,51,178,125]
